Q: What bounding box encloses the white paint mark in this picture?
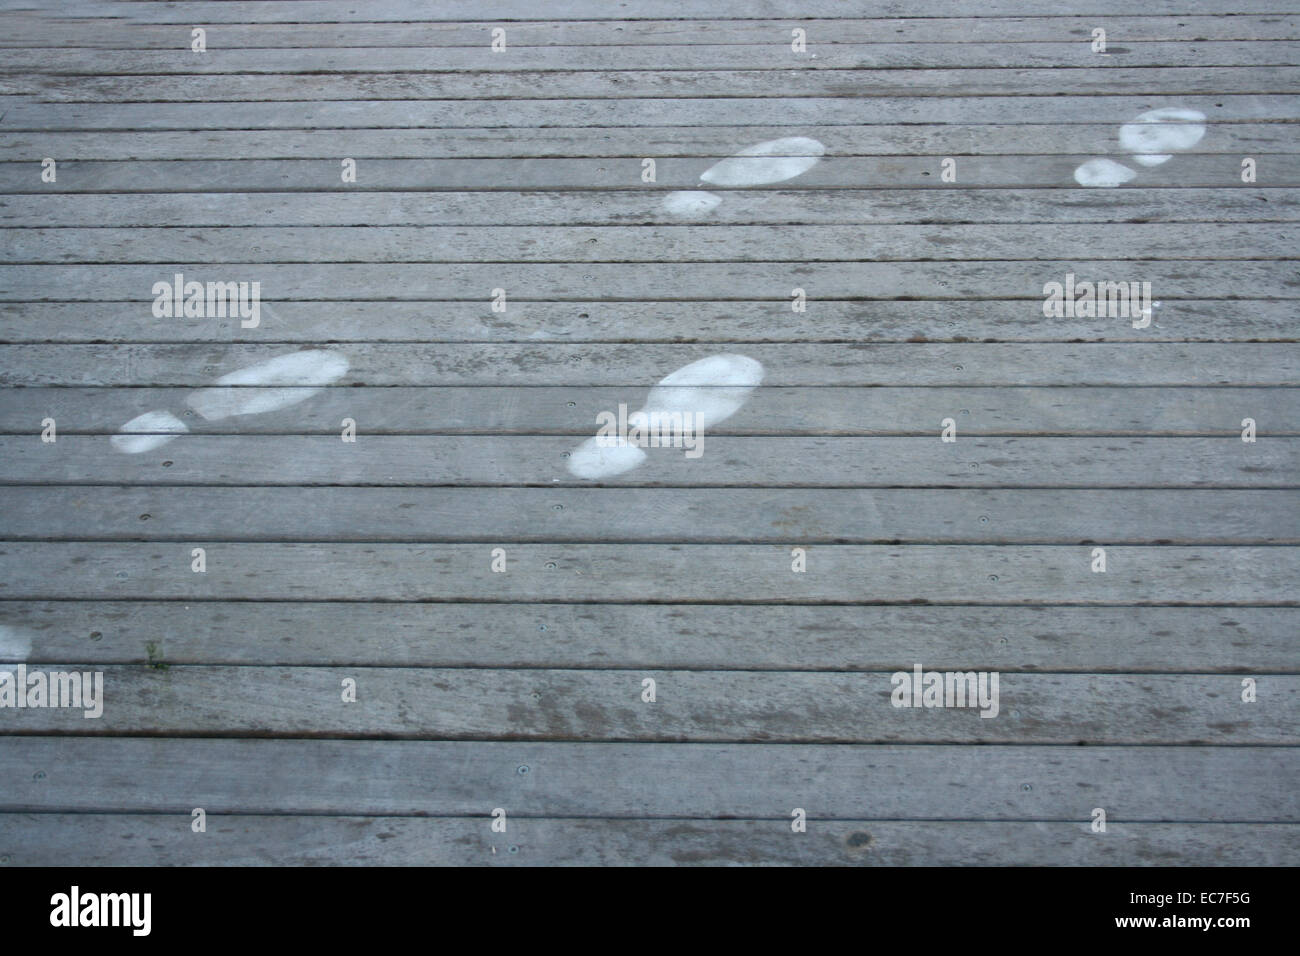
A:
[566,354,764,479]
[111,410,188,453]
[0,623,33,662]
[1074,106,1207,186]
[699,136,826,187]
[186,350,349,420]
[644,354,765,429]
[662,190,722,217]
[1119,107,1206,165]
[566,438,648,480]
[1073,157,1137,188]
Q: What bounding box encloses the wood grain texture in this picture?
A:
[0,543,1293,603]
[4,436,1293,487]
[5,300,1296,342]
[4,487,1295,543]
[5,95,1296,130]
[5,43,1300,73]
[3,344,1295,386]
[0,0,1295,866]
[4,387,1292,431]
[1,814,1292,866]
[4,129,1294,161]
[4,601,1294,670]
[8,224,1296,262]
[3,665,1290,742]
[7,157,1294,192]
[1,738,1294,820]
[5,17,1299,47]
[4,262,1294,301]
[46,2,1300,25]
[13,68,1300,102]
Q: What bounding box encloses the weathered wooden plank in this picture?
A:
[2,301,1295,343]
[4,436,1290,487]
[8,156,1292,192]
[3,263,1292,302]
[7,189,1296,228]
[6,42,1300,73]
[4,95,1295,130]
[55,2,1300,24]
[0,665,1291,742]
[2,344,1295,386]
[1,738,1290,819]
[3,487,1294,544]
[4,126,1296,161]
[9,224,1296,263]
[1,814,1292,866]
[4,18,1298,48]
[13,67,1300,102]
[0,543,1292,602]
[2,387,1293,433]
[5,601,1294,670]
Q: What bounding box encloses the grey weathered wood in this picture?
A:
[1,814,1293,866]
[8,156,1292,192]
[5,42,1300,73]
[4,262,1293,301]
[13,67,1300,101]
[3,487,1295,544]
[3,17,1297,47]
[1,0,1295,867]
[3,301,1297,343]
[0,665,1292,742]
[2,344,1295,386]
[5,127,1294,161]
[7,190,1297,228]
[4,387,1291,432]
[4,601,1294,670]
[5,95,1296,130]
[1,738,1291,819]
[9,224,1296,262]
[5,436,1291,487]
[54,2,1300,24]
[0,543,1293,602]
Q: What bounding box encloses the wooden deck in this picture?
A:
[0,0,1297,866]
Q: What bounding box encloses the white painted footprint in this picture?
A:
[663,136,826,218]
[111,349,350,453]
[1073,107,1207,187]
[567,354,764,479]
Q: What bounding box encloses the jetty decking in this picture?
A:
[0,0,1297,865]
